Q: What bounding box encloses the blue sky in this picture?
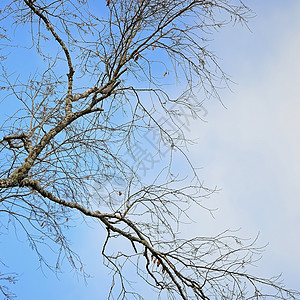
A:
[1,1,300,299]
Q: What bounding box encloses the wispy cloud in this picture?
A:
[187,1,300,290]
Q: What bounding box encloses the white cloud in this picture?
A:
[187,1,300,290]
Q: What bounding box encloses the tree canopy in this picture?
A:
[0,0,299,299]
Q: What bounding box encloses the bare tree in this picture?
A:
[0,0,299,299]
